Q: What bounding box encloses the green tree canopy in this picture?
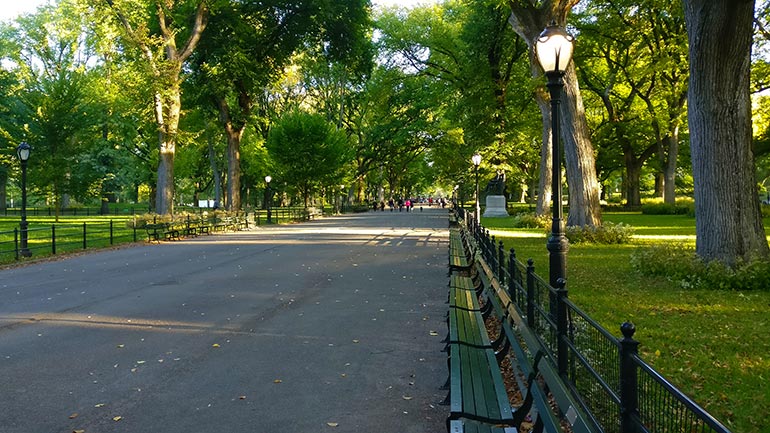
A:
[266,109,351,207]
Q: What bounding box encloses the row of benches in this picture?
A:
[443,214,595,433]
[145,215,249,243]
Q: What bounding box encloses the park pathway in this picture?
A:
[0,208,450,433]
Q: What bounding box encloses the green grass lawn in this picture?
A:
[482,212,769,433]
[0,215,139,264]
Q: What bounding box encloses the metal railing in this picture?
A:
[0,206,330,264]
[0,221,138,262]
[458,208,732,433]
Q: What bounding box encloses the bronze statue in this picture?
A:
[484,171,507,196]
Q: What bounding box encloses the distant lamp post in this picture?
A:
[535,21,574,289]
[16,141,32,258]
[265,175,273,223]
[472,153,482,221]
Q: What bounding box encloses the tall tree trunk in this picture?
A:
[684,0,768,264]
[106,0,208,215]
[0,167,7,212]
[207,135,222,209]
[507,2,602,226]
[535,89,553,215]
[226,130,242,211]
[561,65,602,226]
[624,150,642,207]
[663,132,679,204]
[155,84,179,215]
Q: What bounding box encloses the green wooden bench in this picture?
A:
[444,268,515,432]
[445,338,515,431]
[195,218,211,235]
[444,221,593,433]
[449,273,480,293]
[474,256,598,433]
[145,223,180,243]
[235,214,249,230]
[449,228,475,274]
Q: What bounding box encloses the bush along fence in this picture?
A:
[456,208,732,433]
[0,207,324,264]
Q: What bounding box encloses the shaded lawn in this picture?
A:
[480,213,770,433]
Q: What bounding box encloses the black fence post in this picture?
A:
[110,220,114,245]
[82,222,87,249]
[526,258,535,328]
[620,322,640,433]
[555,278,569,378]
[14,228,19,261]
[52,225,56,255]
[508,248,517,305]
[498,241,505,285]
[490,234,496,269]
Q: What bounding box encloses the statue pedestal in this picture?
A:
[483,195,509,217]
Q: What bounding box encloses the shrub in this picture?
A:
[641,202,690,215]
[564,222,635,244]
[630,244,770,291]
[641,197,695,215]
[509,212,551,229]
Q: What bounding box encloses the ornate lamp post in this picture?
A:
[16,142,32,257]
[472,153,482,221]
[535,22,574,289]
[265,175,272,223]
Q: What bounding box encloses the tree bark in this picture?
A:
[663,133,678,204]
[684,0,769,264]
[535,88,553,215]
[624,149,642,207]
[207,134,222,209]
[106,0,208,215]
[155,82,181,215]
[507,1,602,226]
[216,96,246,212]
[0,167,7,212]
[561,64,602,226]
[225,128,242,211]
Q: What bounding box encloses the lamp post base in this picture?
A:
[19,221,32,258]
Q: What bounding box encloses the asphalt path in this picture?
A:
[0,207,451,433]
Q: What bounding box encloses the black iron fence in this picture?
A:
[458,208,732,433]
[2,206,148,217]
[0,207,328,264]
[0,220,137,262]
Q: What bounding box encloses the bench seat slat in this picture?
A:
[449,343,513,425]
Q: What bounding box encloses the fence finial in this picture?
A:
[621,322,636,339]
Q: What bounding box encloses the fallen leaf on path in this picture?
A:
[239,396,247,400]
[94,403,105,408]
[73,430,85,433]
[274,379,282,384]
[117,344,125,348]
[212,344,221,348]
[429,331,439,336]
[327,422,339,427]
[402,396,413,400]
[112,416,122,422]
[69,413,78,419]
[352,339,359,343]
